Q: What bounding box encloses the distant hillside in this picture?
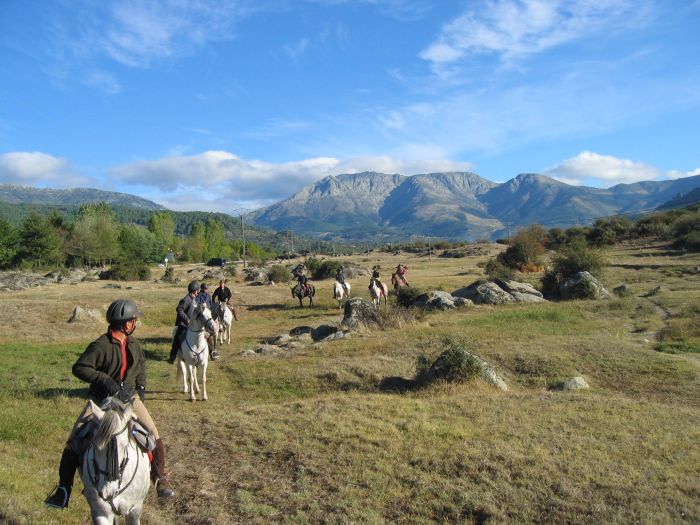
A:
[249,172,700,241]
[658,187,700,210]
[0,184,165,210]
[0,201,308,253]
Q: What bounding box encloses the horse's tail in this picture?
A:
[93,408,126,450]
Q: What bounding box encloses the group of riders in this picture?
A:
[44,279,237,510]
[292,262,409,299]
[45,264,408,511]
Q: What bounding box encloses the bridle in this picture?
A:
[185,308,216,365]
[87,422,142,515]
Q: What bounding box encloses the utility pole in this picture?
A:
[232,208,250,268]
[428,235,432,260]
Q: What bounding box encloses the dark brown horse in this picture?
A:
[292,283,315,307]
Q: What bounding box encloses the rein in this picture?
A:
[87,423,142,515]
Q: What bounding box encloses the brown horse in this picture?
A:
[292,283,315,307]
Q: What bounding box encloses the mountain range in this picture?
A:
[248,172,700,241]
[0,184,165,210]
[2,172,699,243]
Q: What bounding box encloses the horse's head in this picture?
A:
[93,396,133,451]
[195,303,218,335]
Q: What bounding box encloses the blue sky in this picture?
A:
[1,0,699,212]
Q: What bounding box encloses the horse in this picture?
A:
[80,397,150,525]
[292,283,315,307]
[178,302,218,401]
[212,302,233,345]
[391,272,409,294]
[333,281,351,308]
[369,279,388,306]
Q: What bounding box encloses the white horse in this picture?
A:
[178,302,217,401]
[333,281,351,308]
[369,279,388,306]
[80,397,150,525]
[213,302,233,345]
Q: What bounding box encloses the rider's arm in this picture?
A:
[72,341,120,395]
[175,298,189,326]
[133,341,147,395]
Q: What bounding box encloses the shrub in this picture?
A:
[484,258,515,280]
[104,261,151,281]
[671,212,700,251]
[416,337,482,384]
[304,256,321,276]
[312,260,345,280]
[268,264,291,283]
[395,286,425,308]
[542,239,606,297]
[497,224,546,270]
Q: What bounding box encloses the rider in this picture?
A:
[197,283,220,360]
[334,267,349,298]
[198,283,212,309]
[212,279,238,321]
[169,280,198,364]
[370,265,383,289]
[292,264,310,295]
[395,264,409,286]
[45,299,175,509]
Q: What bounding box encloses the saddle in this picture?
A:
[70,414,156,459]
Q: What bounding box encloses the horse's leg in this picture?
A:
[179,360,188,393]
[126,505,143,525]
[188,365,197,401]
[201,362,208,401]
[89,509,114,525]
[226,323,231,344]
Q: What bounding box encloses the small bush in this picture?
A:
[312,260,345,280]
[374,305,422,330]
[268,264,291,283]
[496,224,546,270]
[484,258,515,280]
[541,239,606,297]
[161,266,175,282]
[304,257,321,276]
[416,337,482,384]
[105,261,151,281]
[671,212,700,251]
[395,286,424,308]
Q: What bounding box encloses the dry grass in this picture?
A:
[1,244,699,524]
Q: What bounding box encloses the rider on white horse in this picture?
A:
[169,281,220,362]
[45,299,175,509]
[334,267,350,299]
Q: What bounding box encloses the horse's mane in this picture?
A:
[94,403,130,449]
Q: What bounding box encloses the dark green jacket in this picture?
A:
[72,332,147,401]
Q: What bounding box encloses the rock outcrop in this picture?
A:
[559,272,610,300]
[342,297,380,328]
[453,279,546,305]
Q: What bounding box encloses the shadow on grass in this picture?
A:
[247,304,287,311]
[378,376,419,393]
[36,387,90,400]
[144,348,170,362]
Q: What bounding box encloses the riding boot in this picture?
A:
[45,446,79,508]
[168,336,179,364]
[151,438,175,498]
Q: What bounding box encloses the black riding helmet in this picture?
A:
[188,281,200,293]
[106,299,142,325]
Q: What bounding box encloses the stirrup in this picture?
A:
[155,478,175,498]
[45,485,70,509]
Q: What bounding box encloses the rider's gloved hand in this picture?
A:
[105,378,120,396]
[136,385,146,401]
[117,384,133,403]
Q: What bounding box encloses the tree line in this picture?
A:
[0,203,276,276]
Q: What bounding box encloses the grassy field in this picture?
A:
[1,242,699,524]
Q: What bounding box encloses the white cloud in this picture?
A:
[106,150,474,211]
[420,0,646,65]
[544,151,661,186]
[0,152,88,187]
[283,38,310,59]
[82,70,123,94]
[666,168,700,180]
